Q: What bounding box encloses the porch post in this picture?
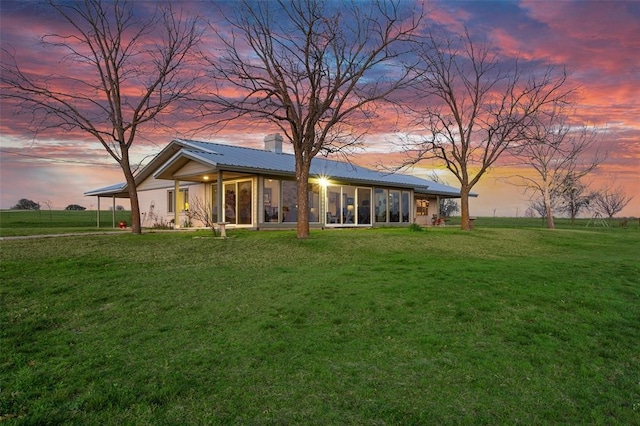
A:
[217,170,223,222]
[410,191,414,223]
[112,196,116,228]
[174,179,181,229]
[97,197,101,228]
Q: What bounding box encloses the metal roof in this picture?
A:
[84,182,127,197]
[86,138,468,198]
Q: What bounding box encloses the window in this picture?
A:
[416,199,429,216]
[342,186,356,224]
[167,188,189,213]
[402,191,410,222]
[326,185,371,225]
[308,183,320,223]
[261,179,319,224]
[263,178,280,222]
[282,181,297,222]
[357,188,372,224]
[374,188,387,223]
[373,188,411,223]
[389,190,401,222]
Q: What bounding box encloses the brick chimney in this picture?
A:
[264,133,283,154]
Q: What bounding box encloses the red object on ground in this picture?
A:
[119,221,127,229]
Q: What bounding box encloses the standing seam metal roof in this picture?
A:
[85,138,466,197]
[177,139,462,195]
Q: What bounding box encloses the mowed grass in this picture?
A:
[1,227,639,424]
[0,210,132,237]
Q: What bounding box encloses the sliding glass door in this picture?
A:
[326,185,372,226]
[224,180,252,225]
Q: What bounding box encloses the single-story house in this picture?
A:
[85,134,471,229]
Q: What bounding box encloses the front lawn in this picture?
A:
[1,227,639,424]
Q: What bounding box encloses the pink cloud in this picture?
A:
[1,0,638,217]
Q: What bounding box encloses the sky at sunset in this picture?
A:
[1,0,638,217]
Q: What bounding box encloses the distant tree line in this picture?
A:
[524,181,633,224]
[9,199,127,211]
[10,199,40,210]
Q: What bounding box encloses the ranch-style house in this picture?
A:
[85,134,470,229]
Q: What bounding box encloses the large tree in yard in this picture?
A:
[203,0,424,238]
[0,0,203,234]
[401,29,570,230]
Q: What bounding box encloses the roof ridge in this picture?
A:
[176,138,294,157]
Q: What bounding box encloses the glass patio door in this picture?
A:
[224,180,252,225]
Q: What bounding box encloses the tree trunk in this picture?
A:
[460,185,471,231]
[120,153,141,234]
[296,160,311,239]
[127,183,142,235]
[543,187,555,229]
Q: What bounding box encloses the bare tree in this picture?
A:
[42,199,54,220]
[592,184,633,221]
[185,195,217,236]
[509,105,604,228]
[203,0,424,238]
[528,197,549,220]
[558,174,594,223]
[401,29,570,230]
[0,0,203,234]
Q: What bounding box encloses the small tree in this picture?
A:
[558,175,594,223]
[42,199,54,219]
[11,199,40,210]
[527,197,554,223]
[592,184,633,221]
[185,195,217,235]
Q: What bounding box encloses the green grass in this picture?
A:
[0,210,132,237]
[1,227,639,424]
[446,215,640,230]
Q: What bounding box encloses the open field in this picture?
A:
[1,209,638,238]
[446,215,640,230]
[0,210,132,237]
[1,226,639,424]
